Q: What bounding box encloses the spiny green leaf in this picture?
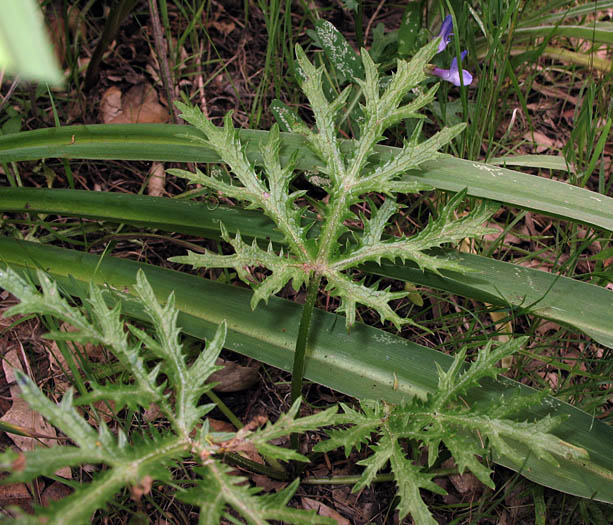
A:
[181,464,335,525]
[0,446,95,484]
[432,338,527,410]
[325,272,412,329]
[170,228,308,309]
[0,268,347,522]
[251,399,340,443]
[315,339,573,523]
[132,269,227,433]
[172,40,494,333]
[16,374,114,457]
[313,402,382,456]
[389,439,444,524]
[442,431,494,488]
[74,380,164,413]
[0,268,100,341]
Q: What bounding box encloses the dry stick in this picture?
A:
[196,41,209,118]
[148,0,180,124]
[0,76,20,114]
[363,0,386,45]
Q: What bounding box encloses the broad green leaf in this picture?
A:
[488,154,569,171]
[313,19,364,83]
[513,23,613,44]
[1,237,611,503]
[371,253,613,350]
[519,1,613,25]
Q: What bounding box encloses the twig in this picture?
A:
[364,0,386,45]
[196,41,209,118]
[0,76,20,114]
[148,0,180,124]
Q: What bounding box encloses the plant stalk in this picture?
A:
[290,273,321,406]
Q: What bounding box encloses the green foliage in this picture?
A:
[169,39,496,330]
[314,339,580,524]
[0,267,580,524]
[0,16,609,524]
[0,267,339,524]
[0,0,63,85]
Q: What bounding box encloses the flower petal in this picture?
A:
[436,15,453,53]
[431,50,473,87]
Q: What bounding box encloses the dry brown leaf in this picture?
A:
[208,418,236,433]
[518,259,551,272]
[523,131,564,153]
[209,358,260,393]
[250,474,288,492]
[210,20,236,37]
[143,402,165,423]
[100,84,169,124]
[482,222,522,245]
[130,475,153,501]
[301,497,350,525]
[99,86,123,123]
[48,323,105,393]
[535,321,562,336]
[0,349,71,479]
[41,481,72,507]
[148,162,166,197]
[448,469,484,496]
[0,480,32,514]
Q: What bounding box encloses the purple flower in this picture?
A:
[437,15,453,53]
[431,17,473,87]
[432,50,473,86]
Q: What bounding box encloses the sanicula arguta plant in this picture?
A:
[0,267,341,524]
[169,33,489,405]
[314,337,580,524]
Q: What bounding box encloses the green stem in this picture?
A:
[290,273,321,406]
[206,391,286,475]
[206,390,243,430]
[224,452,289,481]
[301,467,458,486]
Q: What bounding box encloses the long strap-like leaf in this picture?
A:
[0,236,612,503]
[0,124,611,231]
[2,187,611,348]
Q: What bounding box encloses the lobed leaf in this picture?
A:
[181,464,335,525]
